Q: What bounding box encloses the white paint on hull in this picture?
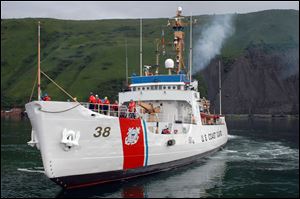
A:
[25,101,228,179]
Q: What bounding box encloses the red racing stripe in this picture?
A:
[119,118,145,170]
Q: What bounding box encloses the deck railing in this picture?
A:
[81,102,138,118]
[81,102,194,124]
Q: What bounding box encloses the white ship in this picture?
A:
[25,7,228,189]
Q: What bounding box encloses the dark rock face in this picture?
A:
[200,47,299,114]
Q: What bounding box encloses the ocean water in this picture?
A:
[1,117,299,198]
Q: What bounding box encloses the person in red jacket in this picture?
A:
[88,92,96,110]
[94,94,100,112]
[162,128,171,134]
[96,98,103,114]
[128,99,136,118]
[42,93,51,101]
[103,97,110,115]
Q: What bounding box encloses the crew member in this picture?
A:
[162,128,171,134]
[42,93,51,101]
[128,99,136,118]
[95,94,100,112]
[103,97,110,115]
[88,92,96,110]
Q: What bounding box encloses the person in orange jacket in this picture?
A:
[128,99,136,118]
[42,93,51,101]
[88,92,96,110]
[95,95,103,113]
[103,96,110,115]
[94,94,100,112]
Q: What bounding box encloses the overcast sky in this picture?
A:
[1,1,299,20]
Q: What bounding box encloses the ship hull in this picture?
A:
[25,101,228,189]
[52,144,225,189]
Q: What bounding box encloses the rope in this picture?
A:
[28,73,37,102]
[38,103,81,113]
[34,70,83,113]
[41,70,79,103]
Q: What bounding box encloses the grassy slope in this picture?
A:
[1,9,299,107]
[222,9,299,57]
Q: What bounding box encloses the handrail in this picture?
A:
[80,102,194,123]
[81,102,140,118]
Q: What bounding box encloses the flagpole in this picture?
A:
[125,39,128,85]
[219,60,222,115]
[189,15,193,82]
[140,18,143,76]
[37,21,41,101]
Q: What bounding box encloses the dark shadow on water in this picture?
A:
[56,175,155,198]
[57,181,147,198]
[56,157,210,198]
[56,181,124,198]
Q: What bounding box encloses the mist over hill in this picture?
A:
[1,9,299,114]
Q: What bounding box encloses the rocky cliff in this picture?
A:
[200,44,299,114]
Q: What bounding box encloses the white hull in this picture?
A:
[26,101,228,189]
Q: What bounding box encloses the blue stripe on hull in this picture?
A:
[142,119,148,167]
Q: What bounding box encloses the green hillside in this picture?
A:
[1,9,299,107]
[221,9,299,57]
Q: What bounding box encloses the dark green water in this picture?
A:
[1,117,299,198]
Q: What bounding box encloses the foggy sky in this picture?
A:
[1,1,299,20]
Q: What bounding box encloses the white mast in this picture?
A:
[189,14,193,82]
[219,60,222,115]
[125,39,128,84]
[140,18,143,76]
[37,21,41,101]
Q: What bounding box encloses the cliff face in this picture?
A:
[200,46,299,114]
